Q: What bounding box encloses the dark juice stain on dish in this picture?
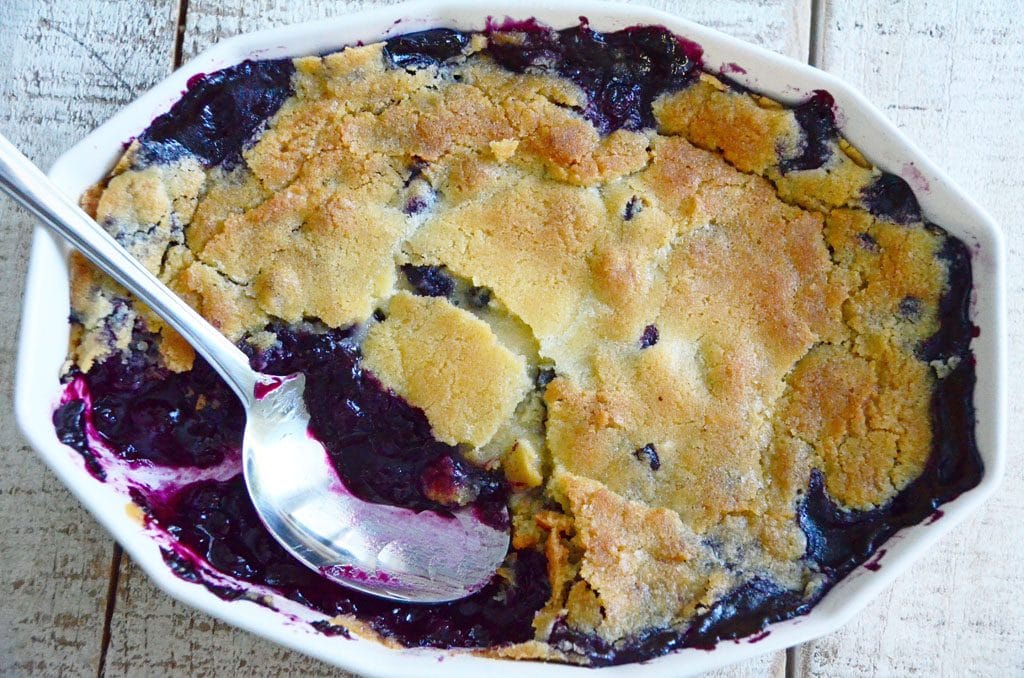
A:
[56,20,983,666]
[863,549,887,572]
[747,630,771,643]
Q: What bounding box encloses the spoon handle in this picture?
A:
[0,132,258,405]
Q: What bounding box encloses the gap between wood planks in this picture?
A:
[91,1,822,674]
[787,1,823,675]
[95,545,123,678]
[172,0,191,70]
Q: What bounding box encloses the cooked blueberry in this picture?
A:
[404,196,429,214]
[384,29,470,69]
[898,296,923,320]
[372,309,387,322]
[640,324,659,348]
[634,443,661,470]
[536,367,557,389]
[402,264,455,297]
[857,232,879,252]
[402,174,437,215]
[53,398,105,479]
[53,399,88,452]
[779,90,837,173]
[623,195,642,220]
[468,286,492,308]
[862,173,922,224]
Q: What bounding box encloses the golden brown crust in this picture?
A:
[67,35,954,657]
[551,472,729,640]
[362,292,530,448]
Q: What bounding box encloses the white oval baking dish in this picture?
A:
[13,1,1006,675]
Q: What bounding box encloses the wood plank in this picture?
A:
[101,0,808,675]
[0,1,179,674]
[794,1,1024,675]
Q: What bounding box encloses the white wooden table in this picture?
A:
[1,1,1020,675]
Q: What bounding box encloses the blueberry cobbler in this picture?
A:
[54,20,981,665]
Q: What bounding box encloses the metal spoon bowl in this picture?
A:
[0,132,509,603]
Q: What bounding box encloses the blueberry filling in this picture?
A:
[535,367,557,390]
[402,264,456,298]
[467,285,493,309]
[546,577,806,669]
[404,195,430,214]
[779,90,838,174]
[85,342,244,468]
[862,172,923,224]
[639,324,659,348]
[53,399,88,454]
[53,398,104,480]
[633,443,661,471]
[623,195,643,220]
[311,620,352,638]
[857,231,880,252]
[137,59,295,168]
[485,20,702,134]
[918,229,974,364]
[898,295,923,321]
[384,28,470,70]
[680,578,810,650]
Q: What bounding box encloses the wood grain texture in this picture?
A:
[0,1,178,674]
[793,2,1024,675]
[100,1,809,676]
[103,558,339,677]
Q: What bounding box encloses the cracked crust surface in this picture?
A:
[68,32,958,661]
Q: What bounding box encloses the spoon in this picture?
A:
[0,133,509,603]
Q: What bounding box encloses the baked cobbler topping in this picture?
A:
[55,21,980,666]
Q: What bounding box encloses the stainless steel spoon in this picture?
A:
[0,132,509,603]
